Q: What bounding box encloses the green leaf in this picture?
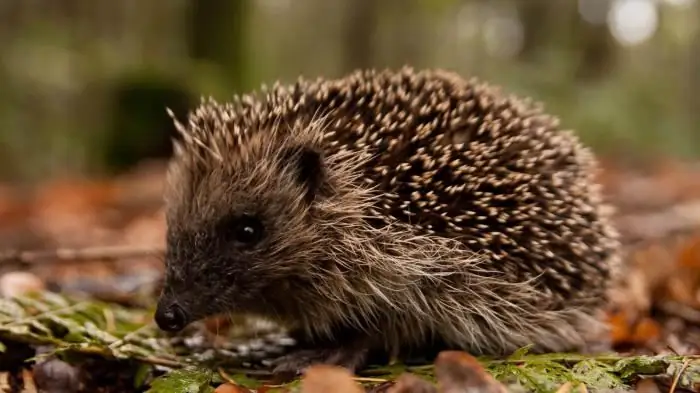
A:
[147,367,214,393]
[0,291,697,392]
[227,373,262,389]
[507,344,535,360]
[134,363,154,389]
[571,359,624,389]
[614,356,669,380]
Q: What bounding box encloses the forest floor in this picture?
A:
[0,157,699,393]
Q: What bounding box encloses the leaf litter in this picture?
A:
[0,161,698,391]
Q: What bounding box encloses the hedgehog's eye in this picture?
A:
[232,214,264,247]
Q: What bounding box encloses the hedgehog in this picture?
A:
[154,67,621,374]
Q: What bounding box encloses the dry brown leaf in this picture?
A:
[671,236,700,307]
[634,378,661,393]
[387,373,437,393]
[611,233,700,322]
[29,178,120,247]
[214,382,251,393]
[203,315,234,341]
[608,310,661,346]
[121,209,165,247]
[554,381,573,393]
[0,271,45,298]
[630,317,662,345]
[0,187,32,232]
[434,351,507,393]
[608,311,635,346]
[300,364,364,393]
[32,356,81,393]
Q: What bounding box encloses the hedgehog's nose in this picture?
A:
[154,301,189,332]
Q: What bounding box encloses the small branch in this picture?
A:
[140,355,187,369]
[218,368,242,386]
[0,245,165,265]
[1,301,92,327]
[353,376,388,383]
[52,343,186,369]
[668,358,691,393]
[108,323,156,350]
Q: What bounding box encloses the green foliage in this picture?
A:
[0,292,184,367]
[614,356,670,379]
[391,349,700,393]
[225,373,263,389]
[483,350,627,392]
[134,363,153,389]
[0,291,698,393]
[146,367,215,393]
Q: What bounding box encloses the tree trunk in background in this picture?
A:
[690,4,700,144]
[573,18,617,81]
[518,0,616,81]
[561,0,617,82]
[187,0,250,92]
[379,0,427,68]
[516,0,551,62]
[0,0,23,43]
[341,0,378,71]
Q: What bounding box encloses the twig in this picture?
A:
[0,329,186,370]
[140,355,186,369]
[59,344,186,369]
[218,368,246,387]
[102,308,116,332]
[668,358,691,393]
[219,368,274,377]
[0,245,165,265]
[1,301,91,327]
[353,376,388,383]
[108,323,155,350]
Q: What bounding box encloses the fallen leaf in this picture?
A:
[32,356,82,393]
[634,378,661,393]
[434,351,507,393]
[0,271,45,298]
[554,381,572,393]
[608,311,661,347]
[214,382,251,393]
[387,373,436,393]
[300,364,364,393]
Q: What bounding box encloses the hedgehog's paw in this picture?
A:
[270,346,369,377]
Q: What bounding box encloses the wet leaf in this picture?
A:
[147,367,215,393]
[613,356,670,380]
[134,363,153,388]
[570,359,623,390]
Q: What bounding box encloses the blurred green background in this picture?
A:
[0,0,698,183]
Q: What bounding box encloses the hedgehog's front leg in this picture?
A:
[270,329,373,376]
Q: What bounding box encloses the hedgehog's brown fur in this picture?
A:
[155,67,621,374]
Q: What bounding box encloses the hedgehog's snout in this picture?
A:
[154,299,190,333]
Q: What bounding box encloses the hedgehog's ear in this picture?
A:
[282,146,329,204]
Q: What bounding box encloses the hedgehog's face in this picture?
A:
[154,141,330,333]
